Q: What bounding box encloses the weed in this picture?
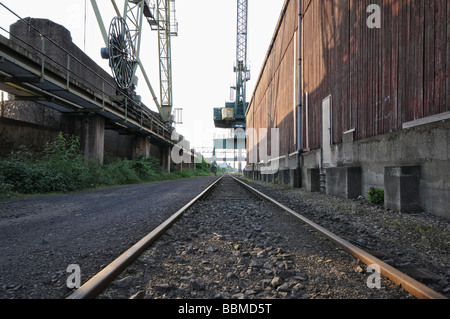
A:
[368,187,384,205]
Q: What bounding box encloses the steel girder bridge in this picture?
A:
[0,1,186,150]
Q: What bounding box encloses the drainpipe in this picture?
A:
[297,0,302,153]
[296,0,302,187]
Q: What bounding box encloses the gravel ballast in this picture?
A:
[1,174,447,299]
[97,176,420,299]
[239,178,450,298]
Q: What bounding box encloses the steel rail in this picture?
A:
[67,176,223,299]
[231,176,447,300]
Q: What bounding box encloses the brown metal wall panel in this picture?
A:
[247,0,298,159]
[398,0,408,128]
[447,0,450,113]
[248,0,448,161]
[297,0,448,150]
[437,0,447,114]
[424,0,435,118]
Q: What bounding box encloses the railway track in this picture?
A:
[67,175,446,300]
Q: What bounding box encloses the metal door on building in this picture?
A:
[322,95,332,167]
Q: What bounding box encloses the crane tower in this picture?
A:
[213,0,250,129]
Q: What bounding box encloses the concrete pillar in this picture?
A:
[384,166,421,213]
[306,168,320,192]
[132,136,150,159]
[290,169,301,188]
[161,145,171,173]
[80,115,104,165]
[191,149,196,170]
[62,113,104,164]
[326,166,362,199]
[283,170,290,185]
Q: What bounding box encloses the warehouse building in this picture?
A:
[245,0,450,219]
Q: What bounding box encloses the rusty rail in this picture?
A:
[67,176,223,299]
[232,176,447,300]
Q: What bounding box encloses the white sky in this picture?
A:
[0,0,285,150]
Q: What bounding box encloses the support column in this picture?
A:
[306,168,320,192]
[384,166,421,213]
[62,113,105,165]
[191,149,196,170]
[132,135,151,159]
[326,166,362,199]
[160,145,171,173]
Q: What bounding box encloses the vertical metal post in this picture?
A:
[102,81,105,111]
[297,0,302,152]
[66,55,70,90]
[40,35,45,83]
[124,96,128,120]
[1,91,4,118]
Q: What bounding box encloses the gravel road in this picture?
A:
[0,176,218,299]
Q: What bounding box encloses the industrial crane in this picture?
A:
[90,0,177,124]
[212,0,249,173]
[213,0,250,130]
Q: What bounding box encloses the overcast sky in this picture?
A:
[0,0,285,151]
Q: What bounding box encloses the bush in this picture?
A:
[102,159,141,185]
[0,173,16,199]
[368,187,384,205]
[0,133,99,194]
[0,133,212,198]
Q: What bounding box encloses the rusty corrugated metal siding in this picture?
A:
[301,0,449,149]
[247,0,449,158]
[246,0,298,162]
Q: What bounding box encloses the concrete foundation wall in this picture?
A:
[0,117,59,156]
[300,120,450,219]
[1,99,61,129]
[104,130,133,159]
[246,119,450,219]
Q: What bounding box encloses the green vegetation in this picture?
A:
[367,186,384,205]
[0,133,212,200]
